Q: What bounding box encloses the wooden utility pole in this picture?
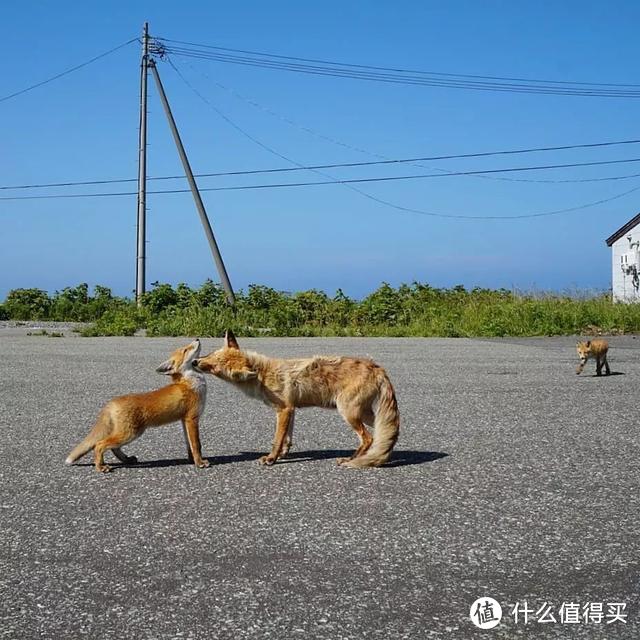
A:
[148,60,236,305]
[135,22,149,305]
[134,23,235,306]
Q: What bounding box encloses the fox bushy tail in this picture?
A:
[65,413,109,464]
[343,374,399,468]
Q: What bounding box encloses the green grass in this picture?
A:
[26,329,64,338]
[3,281,639,338]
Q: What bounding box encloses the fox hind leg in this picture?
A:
[358,409,375,457]
[94,426,143,472]
[94,435,132,473]
[362,409,375,428]
[112,448,138,465]
[604,355,611,375]
[336,402,373,465]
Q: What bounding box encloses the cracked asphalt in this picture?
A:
[1,330,639,638]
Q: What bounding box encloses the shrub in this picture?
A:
[4,288,51,320]
[4,281,640,337]
[80,308,144,337]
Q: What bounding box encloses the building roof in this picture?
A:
[605,212,640,246]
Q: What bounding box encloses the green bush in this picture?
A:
[80,308,144,337]
[4,288,51,320]
[4,281,640,338]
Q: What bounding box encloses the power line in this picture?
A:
[4,42,639,192]
[156,38,640,89]
[5,157,640,200]
[165,57,640,223]
[5,55,639,225]
[201,72,640,185]
[163,48,640,97]
[3,174,640,221]
[3,39,637,221]
[0,38,138,104]
[161,58,640,221]
[4,137,640,192]
[361,182,640,220]
[166,55,387,216]
[154,39,640,98]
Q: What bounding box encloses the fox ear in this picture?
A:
[586,340,591,347]
[230,368,257,382]
[156,359,175,375]
[225,329,240,350]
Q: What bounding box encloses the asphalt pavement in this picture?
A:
[1,329,639,639]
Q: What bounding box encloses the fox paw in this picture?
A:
[336,457,353,465]
[195,459,210,468]
[339,459,363,469]
[259,455,276,466]
[96,465,112,473]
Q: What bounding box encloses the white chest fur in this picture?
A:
[185,371,207,414]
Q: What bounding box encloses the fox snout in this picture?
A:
[193,358,216,374]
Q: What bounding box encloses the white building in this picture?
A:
[606,213,640,302]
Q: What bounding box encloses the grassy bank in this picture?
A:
[1,281,637,338]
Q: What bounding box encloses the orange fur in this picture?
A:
[576,338,610,376]
[194,330,399,468]
[66,340,209,472]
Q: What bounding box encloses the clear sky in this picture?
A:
[3,1,640,299]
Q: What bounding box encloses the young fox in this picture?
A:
[66,339,209,472]
[193,330,399,468]
[576,339,610,376]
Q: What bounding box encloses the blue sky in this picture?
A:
[3,1,640,299]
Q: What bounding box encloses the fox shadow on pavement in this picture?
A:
[276,449,449,467]
[73,450,264,470]
[583,371,625,378]
[73,450,448,470]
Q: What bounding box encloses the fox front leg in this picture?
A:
[279,411,295,459]
[260,407,294,466]
[183,415,209,468]
[181,420,194,464]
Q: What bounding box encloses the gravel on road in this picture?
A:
[1,332,639,639]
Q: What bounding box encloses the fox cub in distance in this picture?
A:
[193,330,399,468]
[66,339,209,472]
[576,339,610,376]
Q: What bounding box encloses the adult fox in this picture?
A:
[66,339,209,472]
[193,331,399,468]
